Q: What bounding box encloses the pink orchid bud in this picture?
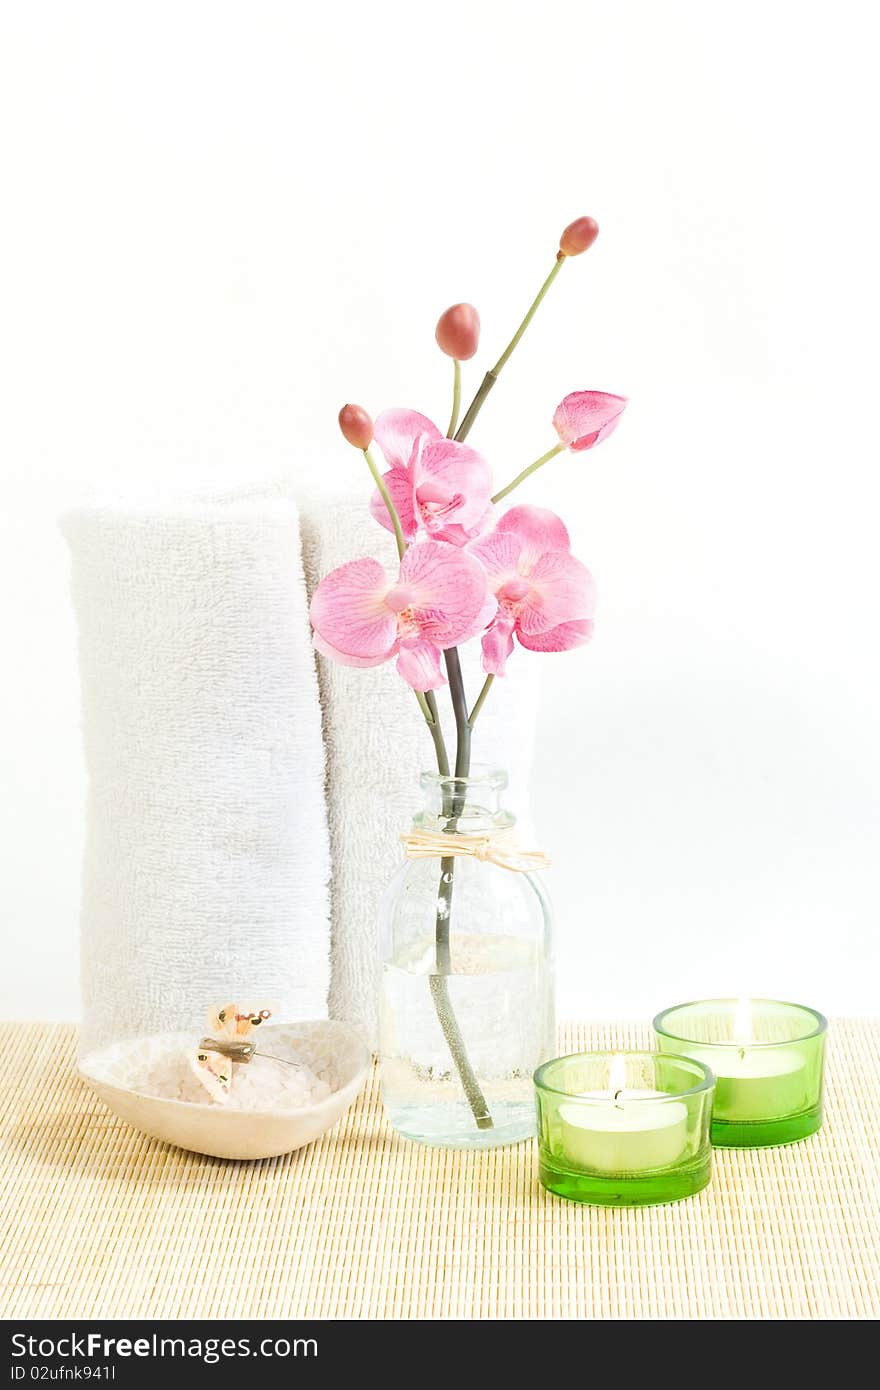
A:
[559,216,599,258]
[338,403,373,450]
[553,391,627,451]
[435,303,481,361]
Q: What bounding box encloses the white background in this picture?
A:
[1,0,878,1022]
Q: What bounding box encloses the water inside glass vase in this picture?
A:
[378,767,554,1149]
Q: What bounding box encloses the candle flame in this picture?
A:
[609,1053,627,1099]
[733,995,752,1045]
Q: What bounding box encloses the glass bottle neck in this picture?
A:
[414,768,514,834]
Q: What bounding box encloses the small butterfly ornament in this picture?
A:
[193,1003,272,1103]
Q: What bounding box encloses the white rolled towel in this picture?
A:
[299,497,541,1049]
[63,489,331,1058]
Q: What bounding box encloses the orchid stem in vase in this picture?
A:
[429,644,494,1130]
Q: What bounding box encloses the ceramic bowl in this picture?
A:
[79,1019,370,1160]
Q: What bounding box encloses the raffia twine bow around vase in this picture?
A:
[400,828,551,873]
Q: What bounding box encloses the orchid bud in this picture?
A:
[435,303,481,361]
[553,390,627,451]
[559,216,599,258]
[338,403,373,450]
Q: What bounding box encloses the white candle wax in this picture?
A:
[703,1047,808,1122]
[558,1089,689,1174]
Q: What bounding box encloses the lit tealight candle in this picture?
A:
[653,996,826,1148]
[557,1054,688,1174]
[536,1049,714,1204]
[708,997,809,1123]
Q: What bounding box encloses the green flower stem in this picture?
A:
[454,369,497,444]
[423,690,449,775]
[431,644,493,1130]
[429,976,493,1129]
[447,359,462,438]
[421,700,488,1126]
[491,442,566,504]
[445,647,472,781]
[414,689,433,724]
[492,255,566,375]
[467,673,494,727]
[455,254,568,443]
[363,446,406,560]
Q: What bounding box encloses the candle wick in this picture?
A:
[738,1045,746,1061]
[612,1088,623,1102]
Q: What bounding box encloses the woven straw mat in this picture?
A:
[1,1020,878,1319]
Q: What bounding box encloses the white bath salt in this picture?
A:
[216,1056,332,1111]
[82,1031,332,1111]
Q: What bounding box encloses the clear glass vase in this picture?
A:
[378,767,555,1149]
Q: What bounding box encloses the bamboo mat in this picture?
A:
[1,1020,878,1320]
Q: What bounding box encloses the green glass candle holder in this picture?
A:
[653,999,827,1148]
[533,1051,714,1207]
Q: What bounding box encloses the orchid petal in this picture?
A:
[400,540,491,646]
[473,589,500,636]
[469,500,496,540]
[431,515,493,547]
[309,557,398,661]
[517,618,594,652]
[395,639,447,691]
[313,632,390,669]
[415,439,493,537]
[373,408,442,471]
[516,550,596,636]
[481,616,517,676]
[494,505,571,572]
[369,465,417,539]
[467,528,523,582]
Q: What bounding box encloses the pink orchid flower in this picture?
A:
[553,391,627,451]
[369,408,493,546]
[468,505,595,676]
[310,539,495,692]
